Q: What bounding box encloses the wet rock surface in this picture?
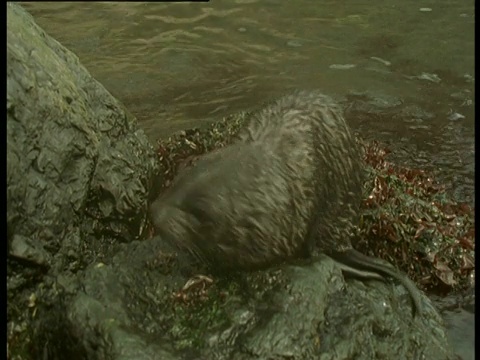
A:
[34,241,455,360]
[7,3,466,360]
[7,3,158,358]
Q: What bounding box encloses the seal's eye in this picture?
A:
[181,193,212,224]
[189,205,211,224]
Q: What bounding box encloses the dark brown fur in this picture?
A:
[150,90,422,316]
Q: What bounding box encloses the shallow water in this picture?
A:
[19,1,475,358]
[20,1,474,206]
[444,307,475,360]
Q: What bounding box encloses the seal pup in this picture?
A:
[150,90,423,316]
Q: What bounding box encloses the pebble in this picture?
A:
[10,234,50,266]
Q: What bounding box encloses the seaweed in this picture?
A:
[155,112,252,190]
[356,140,474,294]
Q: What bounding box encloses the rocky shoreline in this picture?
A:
[7,3,473,360]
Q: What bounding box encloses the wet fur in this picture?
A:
[150,90,422,316]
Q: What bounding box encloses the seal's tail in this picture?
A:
[329,248,423,318]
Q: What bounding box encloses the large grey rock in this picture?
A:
[7,2,158,268]
[7,2,158,357]
[37,237,454,360]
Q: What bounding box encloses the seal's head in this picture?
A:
[149,140,307,271]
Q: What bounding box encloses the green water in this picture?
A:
[18,2,475,358]
[20,1,474,205]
